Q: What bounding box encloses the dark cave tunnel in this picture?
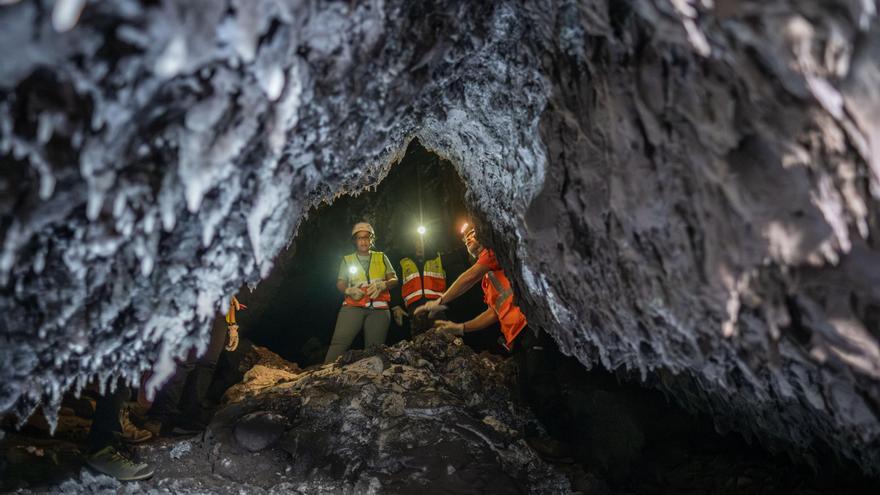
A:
[3,140,876,494]
[239,140,499,366]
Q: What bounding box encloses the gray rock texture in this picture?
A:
[1,0,879,476]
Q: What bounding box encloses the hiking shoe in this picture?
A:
[86,446,154,481]
[120,408,153,444]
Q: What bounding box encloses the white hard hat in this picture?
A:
[351,222,375,237]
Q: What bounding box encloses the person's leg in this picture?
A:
[524,329,565,432]
[324,306,366,363]
[363,309,391,349]
[146,361,194,422]
[86,380,129,453]
[514,328,571,459]
[179,317,228,423]
[85,380,154,481]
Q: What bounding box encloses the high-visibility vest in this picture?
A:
[481,265,527,349]
[342,251,391,309]
[400,254,446,308]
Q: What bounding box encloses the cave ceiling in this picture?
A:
[1,0,879,475]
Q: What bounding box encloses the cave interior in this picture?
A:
[2,140,876,494]
[1,0,880,492]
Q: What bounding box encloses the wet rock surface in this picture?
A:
[0,0,879,479]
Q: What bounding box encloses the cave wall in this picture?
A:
[0,0,878,475]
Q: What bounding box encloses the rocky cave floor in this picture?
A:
[2,331,878,494]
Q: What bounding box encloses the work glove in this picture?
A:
[415,298,444,317]
[366,280,387,299]
[391,306,407,326]
[434,320,465,337]
[345,287,366,301]
[225,324,240,351]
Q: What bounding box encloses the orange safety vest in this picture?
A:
[482,266,527,349]
[342,251,392,309]
[400,254,446,308]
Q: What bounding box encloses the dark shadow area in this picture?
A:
[238,139,500,366]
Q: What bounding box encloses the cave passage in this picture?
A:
[239,140,499,366]
[4,141,877,494]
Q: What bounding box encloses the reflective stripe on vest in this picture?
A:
[486,271,513,313]
[342,251,391,309]
[400,254,446,308]
[483,266,526,348]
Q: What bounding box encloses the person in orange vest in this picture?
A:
[325,222,399,363]
[395,227,447,337]
[416,221,566,451]
[416,221,528,349]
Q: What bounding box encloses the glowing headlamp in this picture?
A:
[348,266,358,275]
[417,225,426,235]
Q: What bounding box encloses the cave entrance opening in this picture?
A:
[240,139,499,367]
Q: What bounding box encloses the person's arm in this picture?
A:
[439,262,490,305]
[383,254,398,289]
[463,308,498,332]
[338,259,366,300]
[434,308,497,336]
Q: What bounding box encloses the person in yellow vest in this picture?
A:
[325,222,399,363]
[397,229,447,337]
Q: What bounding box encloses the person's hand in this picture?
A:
[434,320,464,337]
[415,298,441,316]
[225,324,240,351]
[391,306,407,326]
[366,280,387,299]
[345,287,366,300]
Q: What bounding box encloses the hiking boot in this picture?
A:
[142,418,163,437]
[119,408,153,444]
[86,446,154,481]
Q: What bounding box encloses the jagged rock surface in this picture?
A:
[15,331,571,494]
[1,0,879,476]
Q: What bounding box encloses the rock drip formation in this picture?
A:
[1,0,879,476]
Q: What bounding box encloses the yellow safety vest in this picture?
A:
[342,251,391,309]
